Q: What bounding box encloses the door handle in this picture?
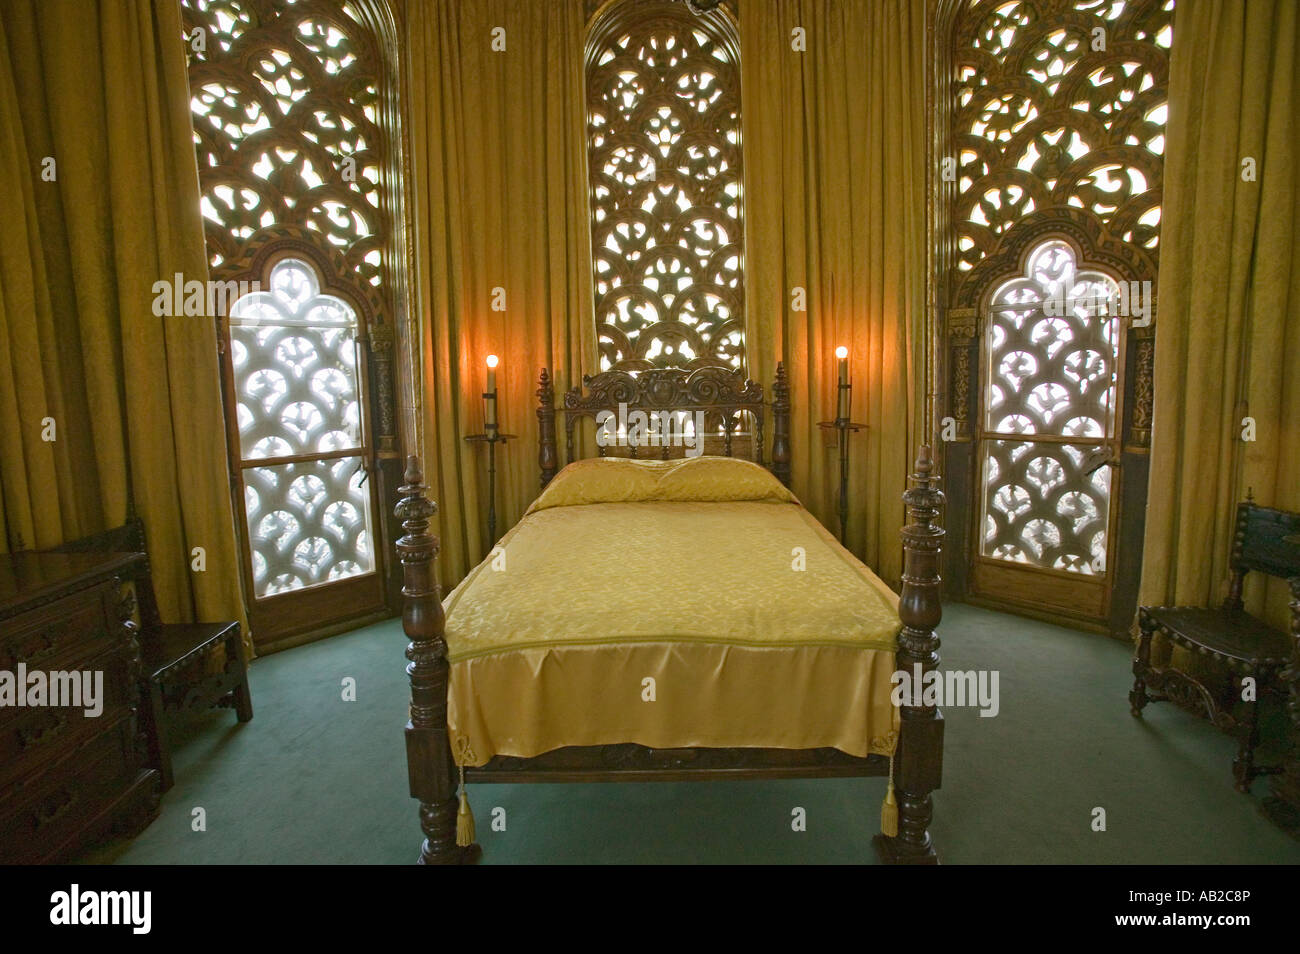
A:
[1082,443,1120,477]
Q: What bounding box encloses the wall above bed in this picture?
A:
[399,0,929,589]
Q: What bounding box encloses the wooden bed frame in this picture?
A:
[395,364,945,863]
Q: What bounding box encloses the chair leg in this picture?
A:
[227,630,253,723]
[1130,615,1154,717]
[146,678,174,793]
[1233,669,1261,794]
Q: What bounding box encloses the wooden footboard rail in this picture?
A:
[394,446,944,865]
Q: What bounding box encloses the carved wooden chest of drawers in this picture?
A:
[0,551,161,862]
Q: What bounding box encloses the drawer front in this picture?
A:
[0,714,135,864]
[0,586,118,674]
[0,644,135,790]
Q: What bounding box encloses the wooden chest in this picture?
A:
[0,551,161,862]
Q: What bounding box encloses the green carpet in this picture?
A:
[92,603,1300,864]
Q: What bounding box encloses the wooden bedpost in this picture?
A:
[538,368,558,488]
[875,444,945,864]
[771,362,792,487]
[396,456,481,865]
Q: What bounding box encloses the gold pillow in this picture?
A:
[528,455,796,513]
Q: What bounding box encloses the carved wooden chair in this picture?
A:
[54,517,253,791]
[1130,501,1300,792]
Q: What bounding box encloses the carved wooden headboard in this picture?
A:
[536,364,791,488]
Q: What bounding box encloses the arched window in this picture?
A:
[585,0,744,372]
[229,257,374,598]
[939,0,1172,629]
[979,239,1120,574]
[181,0,401,644]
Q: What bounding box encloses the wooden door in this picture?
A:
[222,253,386,646]
[968,239,1126,623]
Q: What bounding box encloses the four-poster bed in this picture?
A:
[394,364,945,863]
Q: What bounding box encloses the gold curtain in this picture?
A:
[0,0,248,636]
[401,0,596,587]
[1139,0,1300,631]
[741,0,927,586]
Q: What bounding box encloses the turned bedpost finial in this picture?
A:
[395,454,442,639]
[396,455,437,542]
[903,445,943,533]
[915,443,933,476]
[899,443,944,652]
[773,360,790,405]
[537,368,558,489]
[771,361,792,487]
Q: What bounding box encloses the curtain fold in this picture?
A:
[402,0,596,587]
[1139,0,1299,631]
[741,0,927,586]
[0,0,248,638]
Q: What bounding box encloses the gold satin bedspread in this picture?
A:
[442,458,902,766]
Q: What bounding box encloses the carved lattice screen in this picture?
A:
[952,0,1172,284]
[586,0,744,372]
[980,240,1119,573]
[230,259,375,596]
[181,0,390,290]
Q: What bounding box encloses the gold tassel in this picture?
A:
[455,762,475,847]
[881,754,898,838]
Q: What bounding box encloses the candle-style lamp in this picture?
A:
[485,353,498,436]
[818,344,866,544]
[836,345,850,420]
[465,353,514,553]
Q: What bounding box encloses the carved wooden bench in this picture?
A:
[1130,501,1300,792]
